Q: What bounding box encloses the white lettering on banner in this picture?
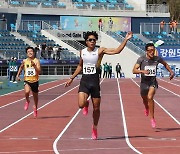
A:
[83,63,96,74]
[160,48,180,58]
[144,65,156,76]
[57,32,83,39]
[177,49,180,57]
[160,49,168,57]
[25,68,36,77]
[168,49,176,57]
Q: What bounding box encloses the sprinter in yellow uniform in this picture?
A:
[16,47,41,118]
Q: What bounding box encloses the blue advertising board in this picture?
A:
[157,47,180,61]
[0,59,79,65]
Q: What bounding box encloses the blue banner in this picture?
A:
[0,59,79,65]
[157,47,180,61]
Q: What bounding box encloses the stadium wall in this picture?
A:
[2,14,169,33]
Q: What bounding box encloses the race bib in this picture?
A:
[25,68,36,77]
[14,66,18,72]
[145,65,156,76]
[83,63,96,74]
[9,66,14,72]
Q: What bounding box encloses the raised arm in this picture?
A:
[102,31,133,55]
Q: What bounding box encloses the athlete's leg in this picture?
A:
[78,92,89,109]
[147,87,156,119]
[141,95,148,110]
[32,92,38,109]
[24,84,30,103]
[91,97,101,128]
[32,91,38,117]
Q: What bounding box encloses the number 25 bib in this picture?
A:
[83,63,96,74]
[144,65,156,76]
[25,68,36,77]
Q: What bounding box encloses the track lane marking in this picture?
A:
[117,78,142,154]
[131,78,180,125]
[53,79,105,154]
[0,84,79,133]
[0,81,66,109]
[158,78,180,87]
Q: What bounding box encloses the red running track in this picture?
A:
[0,78,179,154]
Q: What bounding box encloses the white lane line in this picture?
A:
[53,79,105,154]
[131,78,180,125]
[0,84,79,133]
[158,78,180,87]
[0,79,59,97]
[117,78,142,154]
[0,82,66,109]
[159,85,180,98]
[173,78,180,82]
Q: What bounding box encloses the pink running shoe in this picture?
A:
[82,100,89,116]
[151,119,156,128]
[33,108,37,118]
[92,126,97,140]
[24,102,29,111]
[144,109,149,116]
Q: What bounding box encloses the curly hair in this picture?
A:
[84,31,98,41]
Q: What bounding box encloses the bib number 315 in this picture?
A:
[145,65,156,76]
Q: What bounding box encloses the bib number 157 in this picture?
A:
[83,64,96,74]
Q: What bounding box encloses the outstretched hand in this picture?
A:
[169,72,175,80]
[16,76,21,81]
[125,31,133,40]
[64,78,73,87]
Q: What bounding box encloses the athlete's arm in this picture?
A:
[16,60,25,81]
[161,60,174,80]
[101,31,133,55]
[65,53,83,87]
[154,49,158,56]
[132,63,149,75]
[70,58,83,79]
[31,59,41,74]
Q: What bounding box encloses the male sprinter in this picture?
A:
[132,43,174,128]
[16,47,41,117]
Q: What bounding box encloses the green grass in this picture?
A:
[0,79,56,96]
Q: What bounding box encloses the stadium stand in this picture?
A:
[0,30,28,59]
[0,0,179,77]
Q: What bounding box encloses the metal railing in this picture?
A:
[146,4,169,13]
[0,65,78,76]
[18,20,60,31]
[0,0,170,13]
[140,23,180,34]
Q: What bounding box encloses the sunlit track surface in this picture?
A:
[0,78,179,154]
[54,79,139,154]
[121,78,180,154]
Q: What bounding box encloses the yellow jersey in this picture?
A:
[24,58,39,83]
